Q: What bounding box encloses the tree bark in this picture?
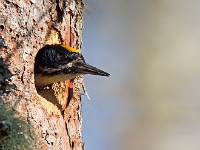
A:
[0,0,84,149]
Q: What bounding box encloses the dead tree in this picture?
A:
[0,0,84,149]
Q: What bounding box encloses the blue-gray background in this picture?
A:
[82,0,200,150]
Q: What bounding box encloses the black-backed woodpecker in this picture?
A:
[34,44,110,88]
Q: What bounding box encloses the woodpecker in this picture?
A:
[34,44,110,88]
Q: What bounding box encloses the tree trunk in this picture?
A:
[0,0,84,149]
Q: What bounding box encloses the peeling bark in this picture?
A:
[0,0,84,149]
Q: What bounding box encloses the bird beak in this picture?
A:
[75,63,110,77]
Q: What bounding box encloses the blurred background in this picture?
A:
[81,0,200,150]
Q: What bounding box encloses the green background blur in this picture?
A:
[82,0,200,150]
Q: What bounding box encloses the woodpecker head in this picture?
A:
[34,44,110,88]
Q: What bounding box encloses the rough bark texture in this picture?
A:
[0,0,84,149]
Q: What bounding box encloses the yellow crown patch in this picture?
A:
[60,44,80,53]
